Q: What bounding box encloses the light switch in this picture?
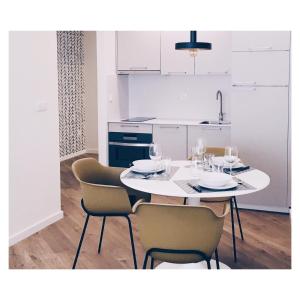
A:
[36,101,48,112]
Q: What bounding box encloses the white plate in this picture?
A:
[131,166,165,174]
[198,171,232,187]
[198,180,238,190]
[132,159,160,172]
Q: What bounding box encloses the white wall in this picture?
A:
[96,31,129,164]
[84,31,99,153]
[9,32,63,245]
[128,75,231,121]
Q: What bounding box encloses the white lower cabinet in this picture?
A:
[187,125,231,158]
[231,86,289,211]
[153,125,187,160]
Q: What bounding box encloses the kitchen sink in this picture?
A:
[200,120,231,125]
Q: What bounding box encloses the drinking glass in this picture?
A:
[224,146,238,175]
[191,146,202,176]
[162,157,172,177]
[149,143,163,176]
[204,153,215,172]
[196,138,206,157]
[214,159,224,173]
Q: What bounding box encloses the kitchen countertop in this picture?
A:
[108,118,231,127]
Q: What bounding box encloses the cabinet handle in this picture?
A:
[159,126,180,129]
[207,71,230,75]
[120,124,140,128]
[129,66,148,70]
[167,71,187,75]
[247,46,273,51]
[232,81,257,86]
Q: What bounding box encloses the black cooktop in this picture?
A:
[122,117,156,122]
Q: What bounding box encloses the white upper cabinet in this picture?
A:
[161,31,195,75]
[117,31,161,73]
[195,31,231,75]
[232,51,290,86]
[232,31,291,51]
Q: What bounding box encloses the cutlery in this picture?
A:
[233,177,247,187]
[188,183,202,193]
[224,166,250,175]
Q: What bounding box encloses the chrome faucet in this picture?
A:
[216,90,224,123]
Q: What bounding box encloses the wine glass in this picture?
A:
[224,146,238,175]
[196,138,206,157]
[149,143,162,176]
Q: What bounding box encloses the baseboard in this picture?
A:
[236,203,290,214]
[60,149,98,161]
[86,148,98,154]
[9,210,64,246]
[60,150,86,161]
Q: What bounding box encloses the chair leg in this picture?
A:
[183,197,187,205]
[72,214,90,269]
[98,216,106,254]
[143,253,149,269]
[233,197,244,240]
[230,197,237,262]
[126,216,138,269]
[207,260,211,269]
[215,248,220,269]
[150,257,154,269]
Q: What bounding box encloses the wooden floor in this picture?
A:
[9,154,291,269]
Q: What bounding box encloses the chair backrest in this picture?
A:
[206,147,225,156]
[134,202,229,264]
[72,158,131,214]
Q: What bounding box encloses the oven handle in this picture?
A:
[109,142,152,147]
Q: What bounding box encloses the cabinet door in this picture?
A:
[153,125,187,160]
[232,31,291,51]
[231,86,289,210]
[232,51,290,86]
[195,31,231,75]
[117,31,161,72]
[187,126,231,158]
[161,31,195,75]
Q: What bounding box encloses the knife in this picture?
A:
[188,183,202,193]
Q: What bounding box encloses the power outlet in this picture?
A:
[178,92,188,101]
[36,101,48,112]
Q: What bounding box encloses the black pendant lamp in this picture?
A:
[175,31,212,57]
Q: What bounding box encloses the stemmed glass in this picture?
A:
[196,138,206,158]
[149,143,162,177]
[224,146,238,175]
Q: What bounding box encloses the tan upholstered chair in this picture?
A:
[186,146,244,262]
[205,146,225,156]
[71,157,151,269]
[133,201,230,269]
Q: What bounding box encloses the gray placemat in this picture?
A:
[123,166,179,181]
[174,178,256,194]
[184,164,254,176]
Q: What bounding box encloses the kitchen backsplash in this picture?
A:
[128,75,231,121]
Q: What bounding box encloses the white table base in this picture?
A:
[155,259,231,269]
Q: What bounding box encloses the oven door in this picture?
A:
[109,142,151,167]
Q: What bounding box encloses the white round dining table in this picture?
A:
[120,160,270,269]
